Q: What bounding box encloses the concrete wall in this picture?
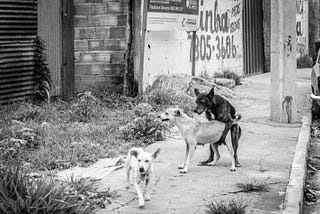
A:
[263,0,309,72]
[143,0,243,89]
[73,0,128,93]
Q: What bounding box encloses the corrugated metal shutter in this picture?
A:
[243,0,264,76]
[0,0,38,104]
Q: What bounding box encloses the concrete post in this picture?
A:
[270,0,297,123]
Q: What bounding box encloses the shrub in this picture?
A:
[214,69,242,85]
[297,55,313,68]
[71,91,101,122]
[205,198,248,214]
[0,167,95,214]
[145,88,195,113]
[120,103,170,144]
[145,87,178,107]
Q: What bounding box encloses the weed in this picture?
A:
[214,69,242,85]
[91,87,139,109]
[120,103,170,144]
[205,198,248,214]
[297,55,313,68]
[0,166,96,214]
[34,37,51,103]
[237,181,268,193]
[71,91,102,122]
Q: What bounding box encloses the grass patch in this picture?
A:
[214,69,242,86]
[0,94,140,171]
[205,198,248,214]
[0,166,115,214]
[237,181,268,193]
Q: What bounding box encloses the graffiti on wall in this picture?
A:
[187,0,243,75]
[296,0,308,57]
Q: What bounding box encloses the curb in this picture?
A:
[281,97,312,214]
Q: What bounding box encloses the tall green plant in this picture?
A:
[34,37,51,103]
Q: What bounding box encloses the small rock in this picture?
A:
[214,78,236,88]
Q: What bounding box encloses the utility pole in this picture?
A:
[270,0,297,123]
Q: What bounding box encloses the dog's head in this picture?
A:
[159,108,183,122]
[130,148,161,174]
[193,88,215,114]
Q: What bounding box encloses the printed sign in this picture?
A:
[146,0,199,31]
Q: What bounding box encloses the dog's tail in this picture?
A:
[232,114,242,124]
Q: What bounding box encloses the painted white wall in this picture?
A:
[143,0,244,90]
[195,0,243,77]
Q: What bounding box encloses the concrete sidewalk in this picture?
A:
[96,71,311,214]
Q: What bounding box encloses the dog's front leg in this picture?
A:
[145,178,151,201]
[134,181,145,208]
[178,141,189,169]
[180,143,196,173]
[126,167,131,189]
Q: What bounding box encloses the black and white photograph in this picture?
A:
[0,0,320,213]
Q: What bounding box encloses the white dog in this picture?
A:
[125,147,161,208]
[160,108,241,173]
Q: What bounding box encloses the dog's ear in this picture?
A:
[130,149,139,158]
[152,148,161,159]
[174,109,181,116]
[194,88,200,96]
[208,88,215,99]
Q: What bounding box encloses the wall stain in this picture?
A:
[282,96,293,123]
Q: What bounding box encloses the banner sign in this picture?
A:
[146,0,199,31]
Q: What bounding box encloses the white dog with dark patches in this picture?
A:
[125,147,161,208]
[160,108,241,173]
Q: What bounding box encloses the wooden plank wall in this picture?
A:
[38,0,62,97]
[0,0,38,104]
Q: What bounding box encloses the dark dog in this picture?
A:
[194,88,242,167]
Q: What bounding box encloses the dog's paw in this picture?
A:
[236,163,241,167]
[180,169,188,174]
[145,195,151,201]
[178,164,185,169]
[198,161,209,166]
[139,201,145,208]
[230,168,236,172]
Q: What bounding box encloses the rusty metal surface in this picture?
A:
[0,0,38,104]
